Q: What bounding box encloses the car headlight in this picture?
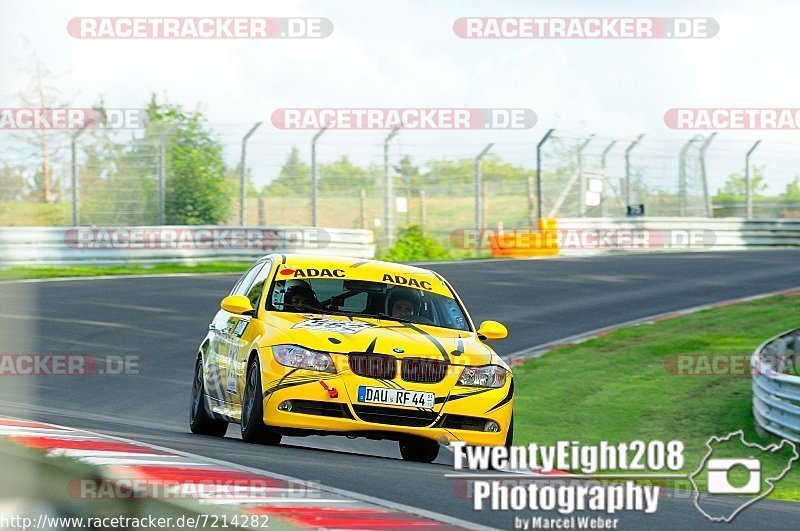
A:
[457,365,508,388]
[272,345,336,374]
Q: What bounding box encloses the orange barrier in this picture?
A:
[489,218,560,258]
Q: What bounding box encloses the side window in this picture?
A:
[232,261,267,296]
[245,260,273,310]
[439,298,468,331]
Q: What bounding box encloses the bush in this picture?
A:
[381,226,452,262]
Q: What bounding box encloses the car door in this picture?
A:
[227,259,275,409]
[206,260,267,409]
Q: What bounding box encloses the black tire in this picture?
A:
[189,356,228,437]
[399,437,440,463]
[241,356,282,445]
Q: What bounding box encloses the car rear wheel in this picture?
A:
[241,356,282,445]
[399,437,440,463]
[189,356,228,437]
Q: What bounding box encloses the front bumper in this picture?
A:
[261,367,513,446]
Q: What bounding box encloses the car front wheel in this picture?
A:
[241,356,282,445]
[399,437,440,463]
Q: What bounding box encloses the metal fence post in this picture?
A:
[157,137,165,225]
[599,140,617,217]
[699,132,717,218]
[679,135,702,217]
[384,126,400,245]
[624,134,645,207]
[474,143,494,229]
[70,128,86,226]
[746,140,762,220]
[360,188,367,230]
[419,189,426,236]
[577,134,595,217]
[535,128,555,225]
[239,122,262,225]
[311,124,330,227]
[157,125,179,225]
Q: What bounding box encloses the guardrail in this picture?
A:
[0,226,375,265]
[557,217,800,251]
[752,328,800,442]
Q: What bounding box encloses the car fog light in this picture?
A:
[484,421,500,432]
[278,400,293,412]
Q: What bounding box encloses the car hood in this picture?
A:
[263,312,501,367]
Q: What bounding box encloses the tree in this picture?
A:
[717,165,768,198]
[266,146,311,194]
[382,225,452,261]
[0,163,28,201]
[146,97,231,225]
[394,156,422,188]
[782,177,800,201]
[16,41,70,203]
[320,156,370,192]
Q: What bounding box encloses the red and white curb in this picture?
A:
[0,417,487,530]
[505,287,800,366]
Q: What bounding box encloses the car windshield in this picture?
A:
[267,277,471,332]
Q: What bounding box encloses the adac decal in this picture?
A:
[382,274,432,290]
[291,268,345,278]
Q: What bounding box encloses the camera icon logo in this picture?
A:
[689,430,798,523]
[706,458,761,494]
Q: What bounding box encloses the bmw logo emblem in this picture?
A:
[393,347,404,353]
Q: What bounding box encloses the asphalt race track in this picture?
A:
[2,250,800,529]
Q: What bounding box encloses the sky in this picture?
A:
[2,0,800,193]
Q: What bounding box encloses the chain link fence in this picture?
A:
[3,126,800,246]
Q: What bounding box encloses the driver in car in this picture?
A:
[388,290,419,319]
[284,284,320,312]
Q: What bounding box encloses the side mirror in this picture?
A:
[477,320,508,340]
[221,295,254,316]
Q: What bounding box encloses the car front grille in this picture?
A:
[401,358,449,383]
[348,353,397,379]
[352,404,438,427]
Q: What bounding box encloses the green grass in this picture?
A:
[512,293,800,500]
[0,262,251,281]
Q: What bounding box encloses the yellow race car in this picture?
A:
[190,254,513,462]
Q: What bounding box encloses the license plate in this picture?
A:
[357,386,435,409]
